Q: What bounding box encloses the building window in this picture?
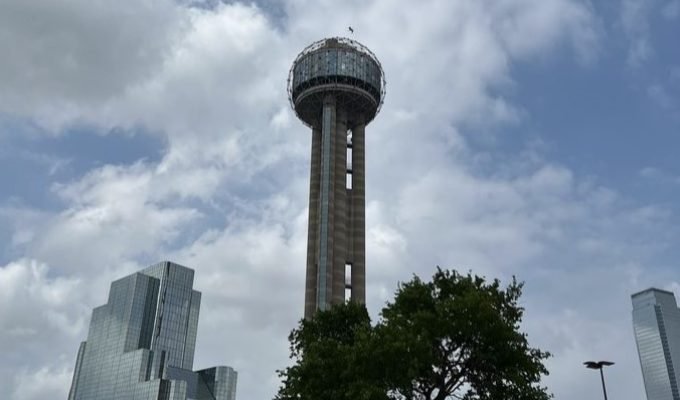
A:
[345,263,352,301]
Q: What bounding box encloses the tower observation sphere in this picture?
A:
[288,37,386,319]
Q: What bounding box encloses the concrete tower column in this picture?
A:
[350,120,366,304]
[331,107,348,305]
[307,94,339,316]
[304,126,321,318]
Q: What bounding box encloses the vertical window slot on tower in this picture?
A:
[347,147,352,170]
[347,130,353,177]
[347,130,353,190]
[345,263,352,301]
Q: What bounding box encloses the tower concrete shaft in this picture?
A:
[304,96,366,319]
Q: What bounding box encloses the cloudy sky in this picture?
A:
[1,0,679,399]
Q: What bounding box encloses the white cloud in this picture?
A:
[0,259,83,338]
[647,84,676,110]
[11,366,73,400]
[639,166,680,184]
[620,0,655,67]
[619,0,678,68]
[491,0,601,64]
[27,162,200,274]
[99,3,288,140]
[0,0,186,131]
[0,259,88,398]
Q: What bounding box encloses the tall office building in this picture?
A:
[632,288,680,400]
[288,37,385,319]
[68,261,237,400]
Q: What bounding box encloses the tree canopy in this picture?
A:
[275,268,552,400]
[275,300,388,400]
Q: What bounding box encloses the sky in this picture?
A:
[0,0,679,399]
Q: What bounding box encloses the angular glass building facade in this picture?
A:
[68,261,237,400]
[632,288,680,400]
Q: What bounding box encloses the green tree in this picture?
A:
[275,268,552,400]
[275,301,389,400]
[379,268,552,400]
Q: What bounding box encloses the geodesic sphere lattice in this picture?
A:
[288,37,386,127]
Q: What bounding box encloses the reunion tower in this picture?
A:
[288,37,386,319]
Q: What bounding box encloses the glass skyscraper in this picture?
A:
[68,261,237,400]
[632,288,680,400]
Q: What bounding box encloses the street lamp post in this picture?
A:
[584,361,615,400]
